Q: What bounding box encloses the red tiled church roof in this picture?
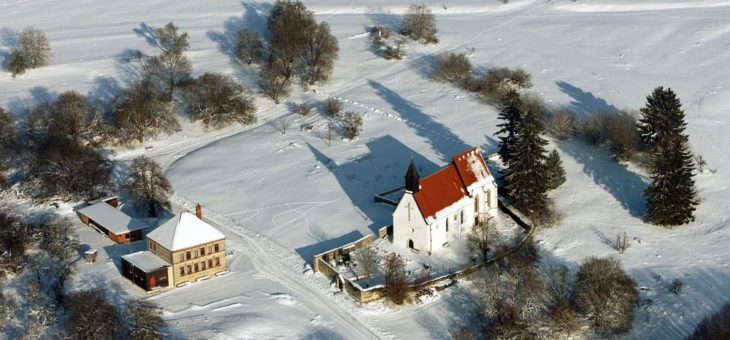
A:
[411,147,491,221]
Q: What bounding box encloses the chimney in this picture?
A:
[195,204,203,219]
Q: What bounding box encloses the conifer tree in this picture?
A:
[644,134,698,226]
[637,87,686,150]
[495,89,521,165]
[505,96,549,216]
[545,149,566,190]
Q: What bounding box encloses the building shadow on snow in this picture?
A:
[556,80,617,117]
[556,139,647,218]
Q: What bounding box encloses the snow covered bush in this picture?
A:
[402,4,438,44]
[125,156,173,217]
[322,98,342,117]
[4,26,51,77]
[296,102,312,116]
[339,111,363,139]
[575,257,638,334]
[186,72,257,128]
[235,29,265,66]
[432,52,472,87]
[111,80,179,144]
[546,108,576,140]
[689,301,730,340]
[480,67,533,105]
[383,43,406,60]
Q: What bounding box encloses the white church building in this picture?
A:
[392,147,498,254]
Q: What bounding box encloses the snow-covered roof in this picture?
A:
[77,202,149,234]
[147,212,225,252]
[122,251,170,272]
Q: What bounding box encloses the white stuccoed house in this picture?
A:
[392,147,498,254]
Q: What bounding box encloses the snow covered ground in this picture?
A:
[3,0,730,338]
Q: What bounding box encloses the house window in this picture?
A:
[214,244,220,252]
[200,247,206,256]
[178,254,184,262]
[194,263,199,272]
[208,259,213,268]
[202,261,207,270]
[187,265,192,275]
[215,258,220,267]
[180,267,185,276]
[186,251,191,260]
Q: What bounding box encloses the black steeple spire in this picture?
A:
[405,158,420,193]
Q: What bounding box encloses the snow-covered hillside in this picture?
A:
[2,0,730,338]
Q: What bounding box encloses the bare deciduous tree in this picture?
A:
[303,22,338,85]
[605,111,639,161]
[616,231,629,254]
[235,29,265,66]
[111,80,179,144]
[689,301,730,340]
[322,98,342,117]
[186,73,257,129]
[142,22,192,101]
[125,156,173,217]
[547,108,576,140]
[467,215,495,263]
[64,289,120,339]
[5,26,50,77]
[125,299,165,340]
[402,4,438,44]
[0,107,17,181]
[260,57,290,103]
[0,211,29,273]
[267,0,316,81]
[382,252,408,304]
[575,257,639,334]
[354,245,378,287]
[46,91,104,145]
[480,67,533,105]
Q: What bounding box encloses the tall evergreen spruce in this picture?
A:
[645,135,698,226]
[637,87,687,150]
[495,89,521,165]
[545,149,566,190]
[504,97,549,215]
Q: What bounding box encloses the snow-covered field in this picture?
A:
[3,0,730,338]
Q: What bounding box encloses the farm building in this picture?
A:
[146,208,228,286]
[77,197,149,244]
[121,251,172,291]
[120,207,228,291]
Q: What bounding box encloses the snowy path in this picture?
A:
[168,194,388,339]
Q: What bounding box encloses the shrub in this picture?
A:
[547,108,576,140]
[668,278,684,295]
[64,289,120,339]
[480,67,533,105]
[402,4,438,44]
[297,103,312,116]
[383,44,405,60]
[340,111,363,139]
[370,25,394,49]
[575,257,638,334]
[432,52,472,86]
[0,107,17,181]
[689,301,730,340]
[186,72,257,128]
[322,98,342,117]
[0,211,29,273]
[235,29,265,65]
[124,300,165,340]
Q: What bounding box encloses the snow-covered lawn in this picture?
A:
[3,0,730,338]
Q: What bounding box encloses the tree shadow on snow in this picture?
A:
[5,86,56,122]
[556,80,617,117]
[556,139,648,218]
[366,6,402,31]
[368,80,472,163]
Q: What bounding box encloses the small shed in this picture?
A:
[77,200,149,244]
[121,251,171,291]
